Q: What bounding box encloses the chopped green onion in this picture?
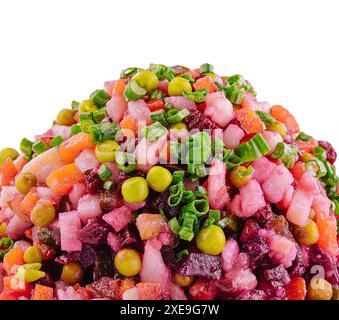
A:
[89,121,121,144]
[32,141,49,155]
[180,74,194,85]
[80,119,95,133]
[0,237,14,260]
[179,227,195,242]
[183,89,208,103]
[305,160,327,178]
[194,186,208,199]
[79,112,93,121]
[182,190,195,204]
[98,164,112,181]
[115,152,137,173]
[148,64,175,81]
[296,132,313,142]
[150,109,168,126]
[313,146,326,160]
[90,89,111,108]
[200,63,214,74]
[180,199,209,217]
[124,80,147,101]
[93,108,107,123]
[149,89,165,100]
[187,164,207,179]
[20,138,34,158]
[216,217,232,229]
[168,182,184,208]
[175,249,189,261]
[203,217,215,228]
[71,124,82,136]
[166,108,190,125]
[50,135,64,148]
[168,217,181,235]
[235,133,270,163]
[271,142,298,168]
[209,210,220,222]
[227,74,245,86]
[256,111,275,125]
[103,181,114,191]
[164,101,172,110]
[141,122,166,141]
[224,84,244,104]
[172,170,185,184]
[71,100,80,111]
[120,67,139,79]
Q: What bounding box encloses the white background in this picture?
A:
[0,0,338,160]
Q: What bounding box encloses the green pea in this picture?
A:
[168,77,192,96]
[121,177,149,203]
[56,109,75,126]
[114,248,142,277]
[146,166,172,192]
[61,262,85,285]
[15,172,37,194]
[24,246,43,264]
[196,225,226,256]
[0,148,19,165]
[78,99,98,113]
[95,140,120,163]
[31,202,56,227]
[133,70,159,92]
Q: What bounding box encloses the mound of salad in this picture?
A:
[0,64,338,301]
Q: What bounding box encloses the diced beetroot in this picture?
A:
[299,171,319,194]
[251,157,277,184]
[107,232,121,252]
[75,149,99,173]
[127,100,151,125]
[35,187,61,204]
[277,185,294,210]
[208,158,229,210]
[78,194,102,223]
[189,279,219,300]
[240,180,266,217]
[164,96,196,111]
[78,218,111,246]
[221,239,240,273]
[102,205,132,232]
[106,96,127,123]
[0,187,18,209]
[204,91,234,128]
[262,165,294,203]
[69,183,87,209]
[229,194,243,217]
[240,219,261,242]
[268,234,297,268]
[7,215,32,240]
[262,131,283,154]
[136,214,168,241]
[312,194,331,217]
[140,239,170,296]
[59,211,82,252]
[136,283,162,300]
[170,282,187,300]
[51,125,71,140]
[223,124,245,149]
[219,268,257,294]
[286,187,313,227]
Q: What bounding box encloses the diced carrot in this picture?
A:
[146,100,165,112]
[295,139,318,153]
[13,156,29,172]
[270,105,300,134]
[0,291,20,300]
[21,189,39,213]
[235,106,264,133]
[285,278,306,300]
[3,247,25,275]
[32,284,54,300]
[316,214,339,257]
[24,227,33,240]
[46,163,85,195]
[112,79,126,96]
[120,115,137,134]
[193,76,217,93]
[1,158,17,187]
[290,161,306,181]
[3,277,11,291]
[59,132,95,163]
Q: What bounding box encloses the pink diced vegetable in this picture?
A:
[59,211,82,252]
[57,286,83,300]
[262,131,283,154]
[164,96,196,111]
[299,171,319,194]
[122,287,139,300]
[262,165,294,203]
[240,180,266,217]
[69,183,87,209]
[312,194,331,217]
[170,283,187,300]
[36,187,61,204]
[102,205,132,232]
[251,157,277,184]
[208,158,229,210]
[241,92,261,111]
[221,239,240,273]
[127,100,151,125]
[223,268,257,293]
[6,214,32,240]
[229,194,243,217]
[204,91,234,128]
[77,194,102,223]
[124,200,146,211]
[106,95,127,123]
[107,232,122,252]
[104,80,116,96]
[223,124,245,149]
[286,187,313,227]
[75,149,99,173]
[0,187,18,209]
[51,125,71,140]
[268,234,297,268]
[277,185,294,210]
